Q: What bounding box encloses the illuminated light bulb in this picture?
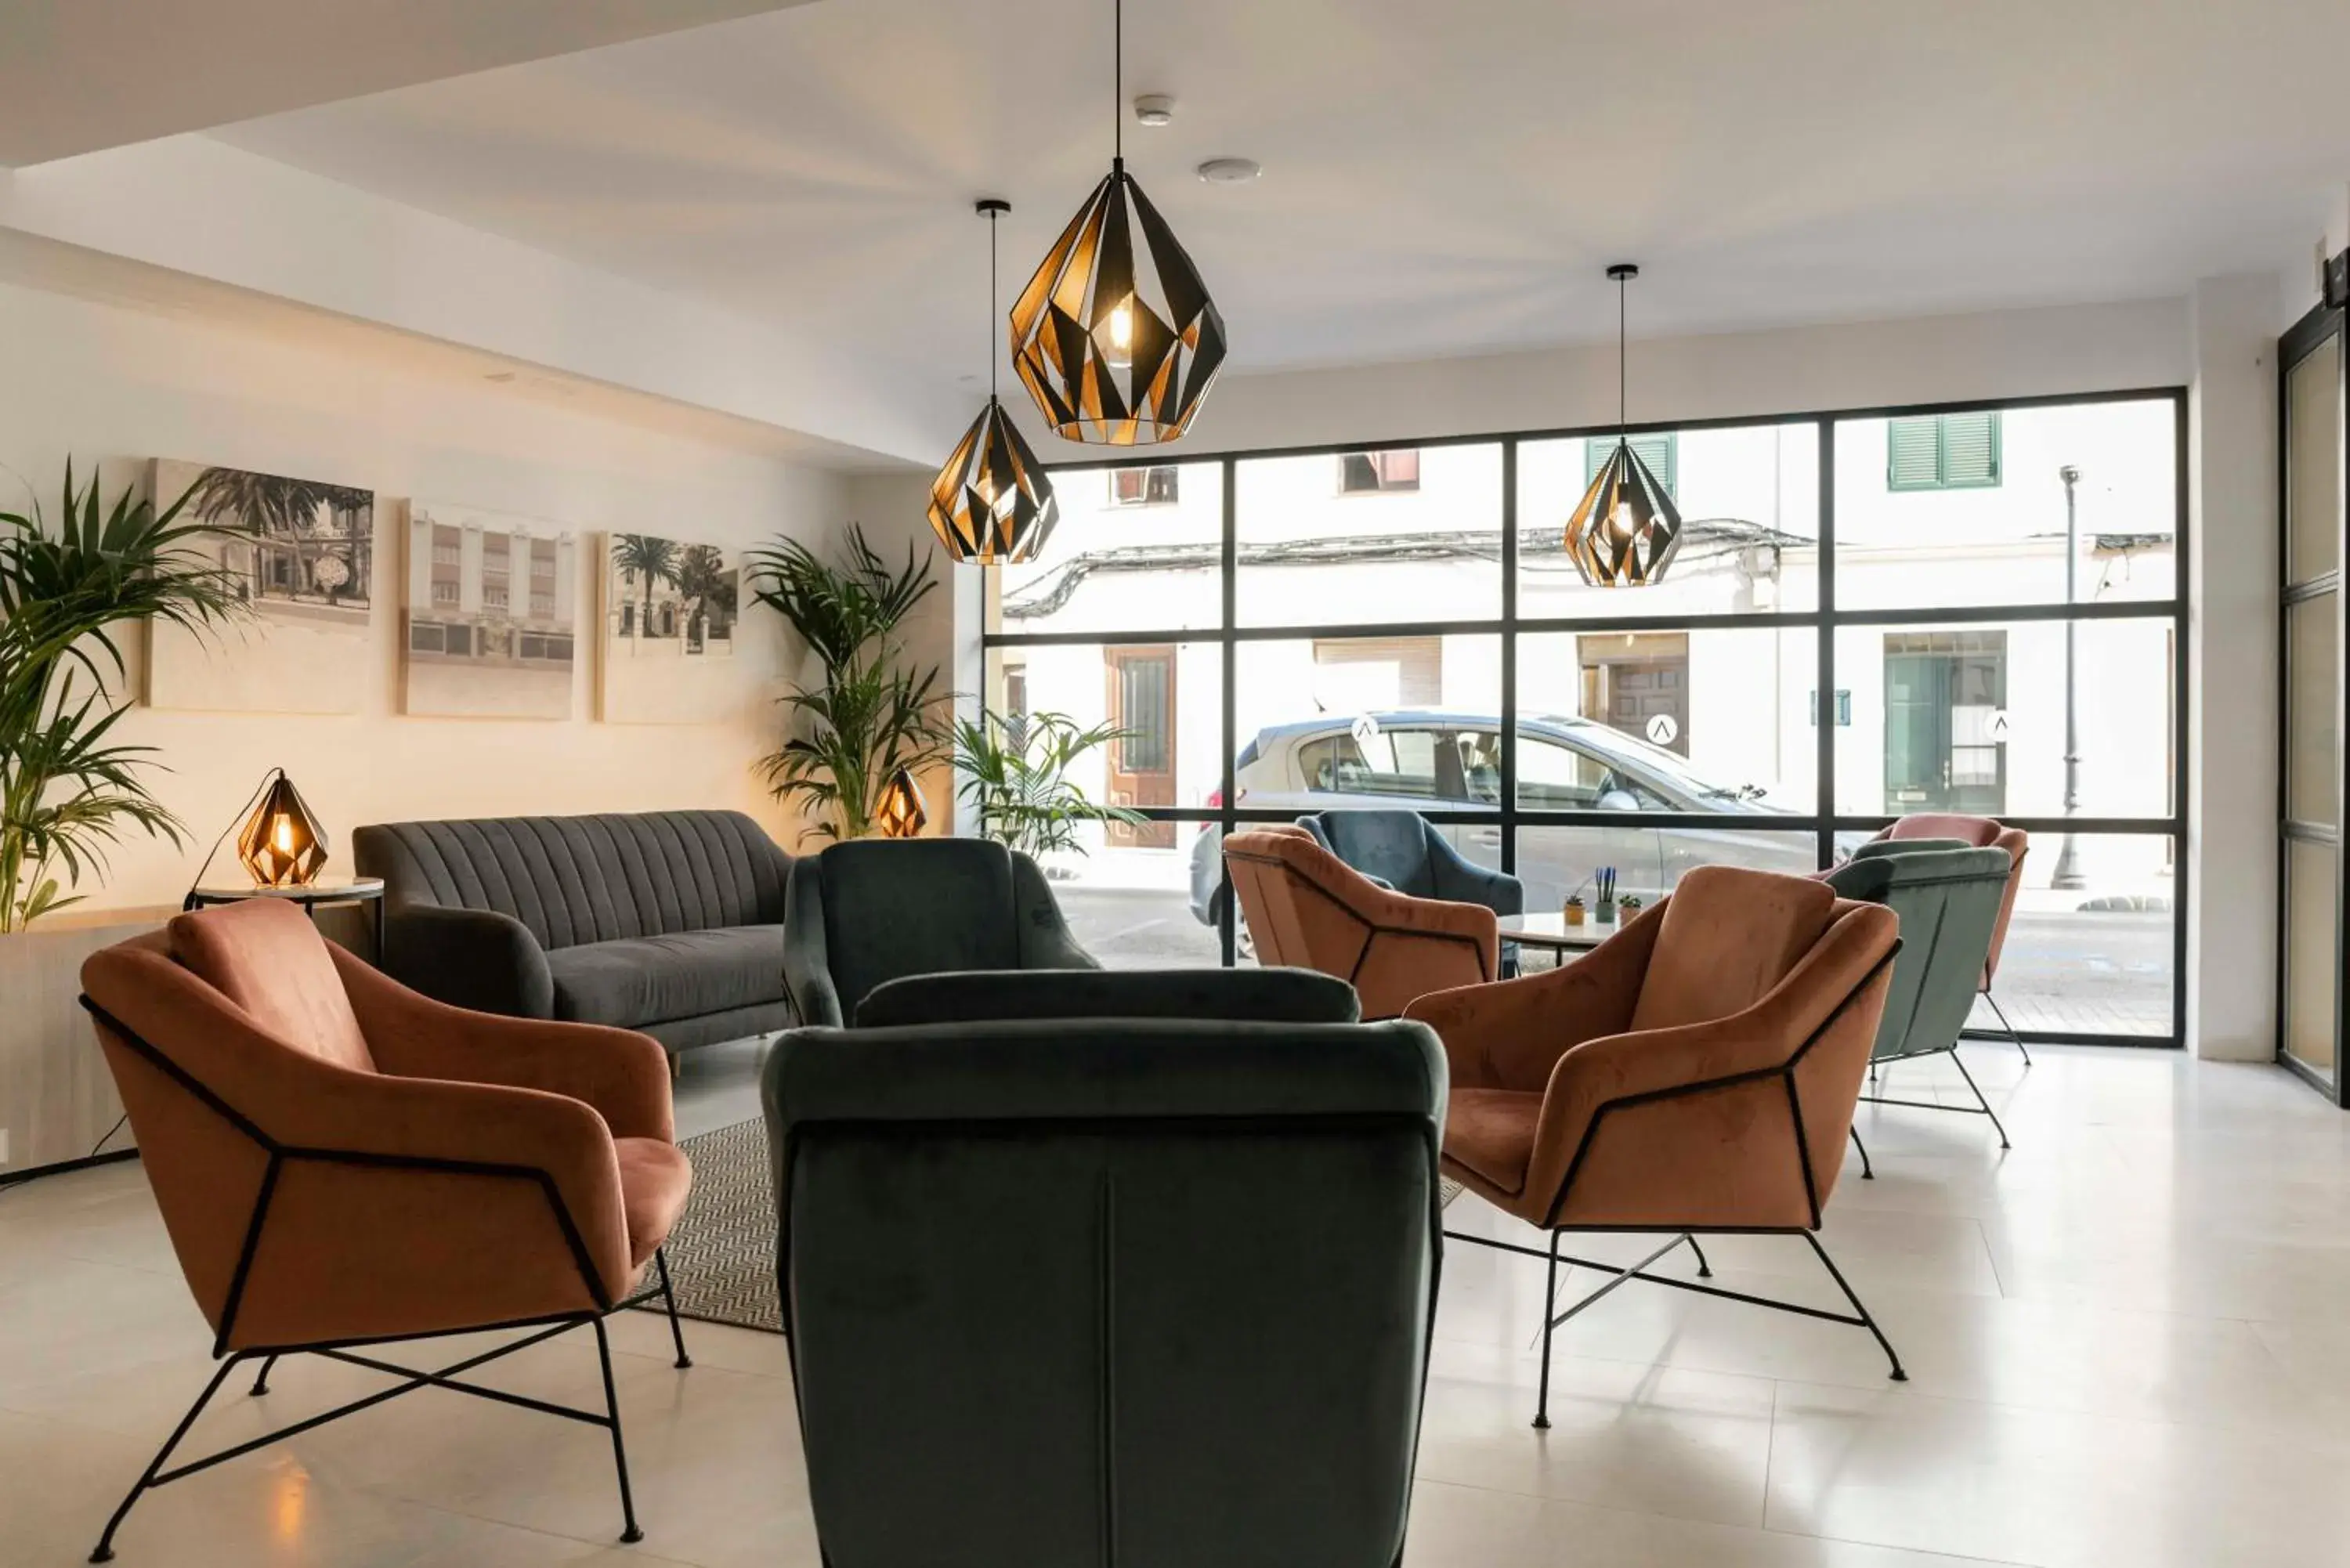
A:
[1609,498,1635,542]
[1104,299,1135,367]
[273,816,295,854]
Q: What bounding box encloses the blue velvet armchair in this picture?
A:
[1296,810,1524,918]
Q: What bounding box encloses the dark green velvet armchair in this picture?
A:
[765,987,1446,1568]
[781,839,1097,1028]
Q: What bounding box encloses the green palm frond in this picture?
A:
[747,523,946,839]
[0,462,244,930]
[952,708,1146,860]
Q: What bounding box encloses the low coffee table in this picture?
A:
[1496,912,1615,963]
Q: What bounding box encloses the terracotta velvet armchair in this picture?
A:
[78,898,695,1561]
[1405,865,1903,1425]
[1224,826,1498,1020]
[1862,813,2031,1062]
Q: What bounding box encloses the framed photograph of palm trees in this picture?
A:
[598,531,743,724]
[146,460,376,714]
[403,500,579,719]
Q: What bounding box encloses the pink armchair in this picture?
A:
[78,898,694,1560]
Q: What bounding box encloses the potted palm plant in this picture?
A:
[747,525,947,840]
[2,462,241,929]
[1,461,240,1168]
[953,708,1146,864]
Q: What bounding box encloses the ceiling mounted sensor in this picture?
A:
[1133,94,1175,126]
[1196,157,1261,185]
[1564,264,1684,588]
[927,199,1059,565]
[1009,0,1228,445]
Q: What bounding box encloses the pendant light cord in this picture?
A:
[1617,270,1628,440]
[989,204,1000,396]
[1113,0,1123,164]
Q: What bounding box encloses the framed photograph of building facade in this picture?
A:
[146,460,375,714]
[598,531,742,724]
[403,500,579,720]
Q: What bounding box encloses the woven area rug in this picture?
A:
[637,1118,1466,1337]
[633,1118,783,1334]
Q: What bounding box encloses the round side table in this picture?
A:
[184,878,386,961]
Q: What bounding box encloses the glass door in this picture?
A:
[2280,303,2347,1097]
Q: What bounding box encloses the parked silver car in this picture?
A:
[1188,709,1813,925]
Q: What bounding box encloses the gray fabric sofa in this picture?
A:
[782,838,1096,1028]
[353,811,796,1054]
[765,976,1445,1568]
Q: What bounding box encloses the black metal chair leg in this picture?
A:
[1681,1233,1712,1277]
[248,1354,279,1396]
[90,1355,244,1563]
[1801,1231,1906,1382]
[653,1249,692,1369]
[1948,1046,2012,1150]
[1849,1125,1875,1180]
[1532,1230,1561,1429]
[591,1317,643,1544]
[1983,989,2031,1066]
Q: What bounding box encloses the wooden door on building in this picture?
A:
[1578,632,1690,755]
[1104,645,1177,848]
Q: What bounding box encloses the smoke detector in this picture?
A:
[1132,94,1175,126]
[1196,157,1262,185]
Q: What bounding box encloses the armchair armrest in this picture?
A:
[330,945,672,1141]
[1404,906,1658,1089]
[1426,833,1525,915]
[1347,882,1500,1021]
[783,861,844,1028]
[381,902,552,1019]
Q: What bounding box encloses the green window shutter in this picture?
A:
[1886,418,1942,489]
[1940,412,2001,487]
[1888,413,2002,490]
[1585,433,1679,500]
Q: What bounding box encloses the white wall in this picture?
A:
[1114,298,2190,459]
[843,470,971,835]
[0,138,965,465]
[2189,273,2284,1061]
[0,275,855,912]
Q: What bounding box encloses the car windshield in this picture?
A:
[1531,716,1759,800]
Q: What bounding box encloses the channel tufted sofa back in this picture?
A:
[356,811,793,951]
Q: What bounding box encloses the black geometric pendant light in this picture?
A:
[1564,264,1684,587]
[1009,0,1227,445]
[927,199,1060,564]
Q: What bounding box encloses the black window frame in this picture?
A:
[985,386,2190,1049]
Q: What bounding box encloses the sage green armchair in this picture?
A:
[1827,840,2016,1165]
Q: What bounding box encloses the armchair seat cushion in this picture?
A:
[615,1137,693,1270]
[1444,1087,1542,1196]
[548,927,787,1031]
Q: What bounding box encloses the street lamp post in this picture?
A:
[2052,464,2084,890]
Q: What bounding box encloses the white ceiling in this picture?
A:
[102,1,2350,396]
[0,0,816,167]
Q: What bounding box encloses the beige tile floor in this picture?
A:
[5,1042,2350,1568]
